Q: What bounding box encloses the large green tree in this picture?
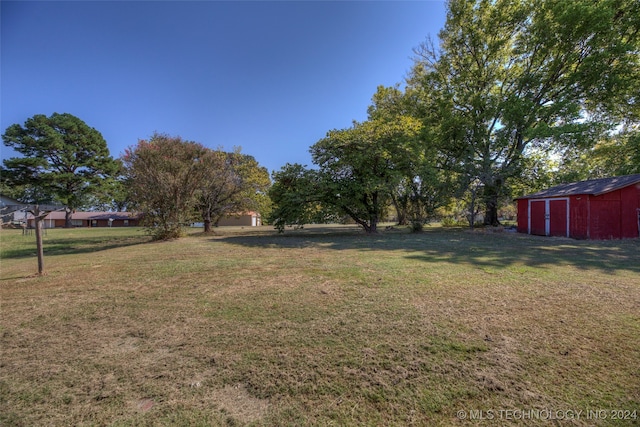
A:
[270,114,424,234]
[312,117,425,233]
[123,134,270,238]
[268,163,330,232]
[123,133,208,240]
[2,113,119,226]
[410,0,640,225]
[367,85,454,230]
[197,148,270,233]
[552,127,640,182]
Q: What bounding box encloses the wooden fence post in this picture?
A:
[28,205,53,276]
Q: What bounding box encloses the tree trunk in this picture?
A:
[391,194,408,226]
[29,205,50,276]
[469,185,477,229]
[483,185,501,226]
[202,209,212,233]
[343,209,378,234]
[369,192,379,233]
[341,192,380,234]
[35,216,45,275]
[484,200,500,226]
[65,208,72,228]
[367,191,380,234]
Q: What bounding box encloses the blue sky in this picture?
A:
[1,1,446,174]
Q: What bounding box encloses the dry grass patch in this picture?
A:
[1,226,638,425]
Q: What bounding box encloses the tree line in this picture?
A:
[122,133,269,239]
[3,0,639,238]
[1,116,269,240]
[268,0,639,233]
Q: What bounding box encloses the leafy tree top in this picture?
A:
[2,113,119,211]
[408,0,640,224]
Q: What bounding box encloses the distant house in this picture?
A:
[515,174,640,240]
[27,211,142,228]
[0,195,27,224]
[216,211,262,227]
[0,195,22,207]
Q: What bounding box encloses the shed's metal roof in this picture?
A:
[516,173,640,199]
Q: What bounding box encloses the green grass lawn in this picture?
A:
[1,225,639,426]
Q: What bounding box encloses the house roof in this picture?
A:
[1,196,64,213]
[222,211,260,217]
[27,211,141,221]
[0,195,22,206]
[87,212,142,220]
[516,173,640,199]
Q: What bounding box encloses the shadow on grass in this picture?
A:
[1,233,151,260]
[217,227,640,274]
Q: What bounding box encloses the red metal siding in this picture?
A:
[569,196,589,239]
[590,200,621,239]
[589,190,621,240]
[516,199,528,233]
[530,200,546,236]
[549,199,568,237]
[517,180,640,240]
[619,184,640,238]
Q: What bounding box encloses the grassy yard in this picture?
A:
[1,225,638,426]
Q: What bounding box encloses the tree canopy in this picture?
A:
[2,113,120,227]
[6,0,638,234]
[123,133,207,239]
[408,0,640,225]
[269,0,639,231]
[123,133,270,239]
[268,163,328,232]
[269,86,447,234]
[197,148,270,233]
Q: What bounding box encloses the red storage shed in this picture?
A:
[515,174,640,240]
